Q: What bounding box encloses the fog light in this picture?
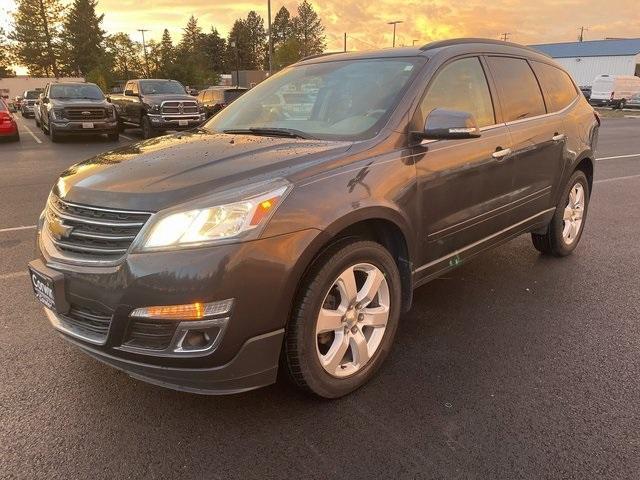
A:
[130,299,233,320]
[182,330,210,349]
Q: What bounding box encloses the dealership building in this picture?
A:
[530,38,640,87]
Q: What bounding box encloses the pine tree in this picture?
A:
[179,15,204,54]
[62,0,105,75]
[294,0,325,58]
[10,0,65,76]
[158,29,175,76]
[243,11,266,69]
[202,27,226,74]
[272,7,292,47]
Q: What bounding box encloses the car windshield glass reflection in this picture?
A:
[140,81,186,95]
[205,58,424,141]
[50,84,104,100]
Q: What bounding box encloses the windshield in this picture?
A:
[205,57,424,141]
[140,80,186,95]
[50,84,104,100]
[24,90,40,99]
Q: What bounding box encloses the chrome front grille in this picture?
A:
[45,195,152,261]
[64,107,107,120]
[161,101,199,115]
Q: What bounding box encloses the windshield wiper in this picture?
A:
[223,127,315,140]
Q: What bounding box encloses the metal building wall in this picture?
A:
[553,55,638,86]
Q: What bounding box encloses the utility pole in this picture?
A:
[230,39,240,87]
[578,26,588,42]
[344,32,347,52]
[499,32,510,42]
[267,0,273,75]
[138,29,150,77]
[387,21,403,48]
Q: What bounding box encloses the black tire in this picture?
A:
[531,170,590,256]
[50,123,60,143]
[284,239,402,398]
[35,116,40,128]
[11,131,20,142]
[618,99,626,110]
[42,116,50,135]
[141,115,155,139]
[107,130,119,141]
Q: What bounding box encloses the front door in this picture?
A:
[413,56,515,267]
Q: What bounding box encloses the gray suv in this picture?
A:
[29,39,599,398]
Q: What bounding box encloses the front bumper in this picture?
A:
[52,119,118,134]
[147,113,205,130]
[33,227,323,393]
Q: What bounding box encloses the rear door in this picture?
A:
[485,56,565,220]
[413,56,514,263]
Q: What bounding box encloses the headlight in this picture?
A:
[138,181,291,251]
[51,108,66,120]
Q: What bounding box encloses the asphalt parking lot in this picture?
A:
[1,115,640,479]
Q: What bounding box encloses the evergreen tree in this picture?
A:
[273,37,302,70]
[62,0,105,75]
[156,29,175,77]
[243,11,267,69]
[10,0,65,76]
[271,7,292,46]
[294,0,325,58]
[226,19,250,71]
[179,15,204,54]
[202,27,226,75]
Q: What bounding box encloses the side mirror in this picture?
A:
[417,108,481,141]
[106,97,112,103]
[124,89,136,97]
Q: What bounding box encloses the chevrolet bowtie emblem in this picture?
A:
[49,215,74,240]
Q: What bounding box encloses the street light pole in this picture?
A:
[267,0,273,74]
[138,29,150,77]
[387,21,403,48]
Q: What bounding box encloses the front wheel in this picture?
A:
[531,170,590,256]
[141,115,155,139]
[50,123,60,143]
[284,240,401,398]
[107,130,119,141]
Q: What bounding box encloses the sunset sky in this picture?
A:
[2,0,640,71]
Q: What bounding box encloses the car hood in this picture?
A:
[141,94,197,105]
[50,98,109,107]
[54,129,353,212]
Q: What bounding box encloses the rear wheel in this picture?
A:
[284,240,401,398]
[531,170,590,256]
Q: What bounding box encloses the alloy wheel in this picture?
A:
[315,263,390,378]
[562,182,585,245]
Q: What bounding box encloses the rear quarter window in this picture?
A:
[486,56,546,122]
[531,61,578,112]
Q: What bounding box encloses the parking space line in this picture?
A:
[596,153,640,161]
[595,173,640,184]
[18,120,43,144]
[120,134,134,141]
[0,225,36,233]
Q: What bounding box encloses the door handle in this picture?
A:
[552,133,566,142]
[492,147,511,160]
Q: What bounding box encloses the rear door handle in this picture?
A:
[552,133,566,142]
[492,147,511,160]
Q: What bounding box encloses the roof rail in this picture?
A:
[420,38,538,53]
[299,51,344,62]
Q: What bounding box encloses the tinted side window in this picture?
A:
[486,56,546,122]
[531,61,578,112]
[420,57,495,127]
[203,91,214,102]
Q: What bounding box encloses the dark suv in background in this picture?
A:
[38,82,118,142]
[197,87,248,118]
[29,39,598,398]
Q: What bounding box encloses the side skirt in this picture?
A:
[412,208,555,288]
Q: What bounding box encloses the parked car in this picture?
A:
[29,39,598,398]
[20,89,40,117]
[108,79,206,139]
[38,82,118,142]
[579,85,591,100]
[0,98,20,142]
[14,96,23,109]
[589,74,640,108]
[197,86,248,118]
[626,92,640,109]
